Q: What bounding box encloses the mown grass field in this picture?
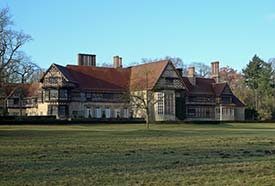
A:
[1,123,275,186]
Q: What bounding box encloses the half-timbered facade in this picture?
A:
[19,54,245,121]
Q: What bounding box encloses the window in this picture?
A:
[48,105,58,116]
[157,92,164,115]
[85,108,92,118]
[105,108,111,118]
[188,108,196,117]
[13,98,19,105]
[115,109,121,118]
[50,89,58,100]
[123,108,129,118]
[72,110,78,118]
[44,90,50,101]
[221,96,232,104]
[59,89,68,99]
[95,108,101,118]
[165,78,174,85]
[206,110,210,117]
[48,77,58,84]
[59,106,67,116]
[165,93,174,115]
[86,92,92,99]
[230,108,234,116]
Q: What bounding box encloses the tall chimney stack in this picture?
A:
[78,53,96,66]
[113,56,122,68]
[176,68,183,77]
[188,67,196,85]
[211,61,220,82]
[119,57,122,68]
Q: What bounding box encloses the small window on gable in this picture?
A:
[165,77,174,85]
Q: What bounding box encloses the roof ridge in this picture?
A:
[129,60,170,68]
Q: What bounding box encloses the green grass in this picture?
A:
[1,123,275,186]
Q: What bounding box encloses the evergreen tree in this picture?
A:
[243,55,275,120]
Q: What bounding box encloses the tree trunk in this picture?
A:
[146,108,150,129]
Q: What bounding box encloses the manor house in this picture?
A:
[7,54,245,121]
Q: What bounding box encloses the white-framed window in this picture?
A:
[123,108,129,118]
[157,92,164,115]
[230,108,234,117]
[86,107,92,118]
[105,108,111,118]
[95,108,101,118]
[115,109,121,118]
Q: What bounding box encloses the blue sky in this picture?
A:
[1,0,275,71]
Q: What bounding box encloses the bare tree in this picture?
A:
[100,62,113,68]
[163,56,184,68]
[0,7,32,85]
[125,60,164,128]
[0,8,34,115]
[190,62,211,77]
[13,55,40,83]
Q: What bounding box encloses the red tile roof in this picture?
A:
[25,83,41,97]
[180,77,193,92]
[50,60,170,92]
[1,83,40,98]
[129,60,169,91]
[66,65,131,92]
[190,77,216,95]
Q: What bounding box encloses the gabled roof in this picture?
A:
[181,76,245,107]
[43,60,170,92]
[212,83,227,96]
[54,64,75,82]
[129,60,169,91]
[40,63,75,83]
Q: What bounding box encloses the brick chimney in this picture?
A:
[119,57,122,68]
[176,68,183,77]
[78,53,96,66]
[188,67,196,85]
[211,61,219,82]
[113,56,122,68]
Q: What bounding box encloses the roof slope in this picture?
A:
[212,83,227,96]
[42,61,169,92]
[129,60,169,91]
[66,65,131,92]
[189,77,216,95]
[1,83,41,98]
[232,95,245,107]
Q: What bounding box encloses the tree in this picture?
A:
[0,8,39,116]
[190,62,211,77]
[268,58,275,87]
[14,56,41,84]
[0,8,32,85]
[126,59,164,128]
[243,55,275,120]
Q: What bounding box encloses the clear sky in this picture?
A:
[1,0,275,71]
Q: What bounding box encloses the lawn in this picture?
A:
[1,123,275,186]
